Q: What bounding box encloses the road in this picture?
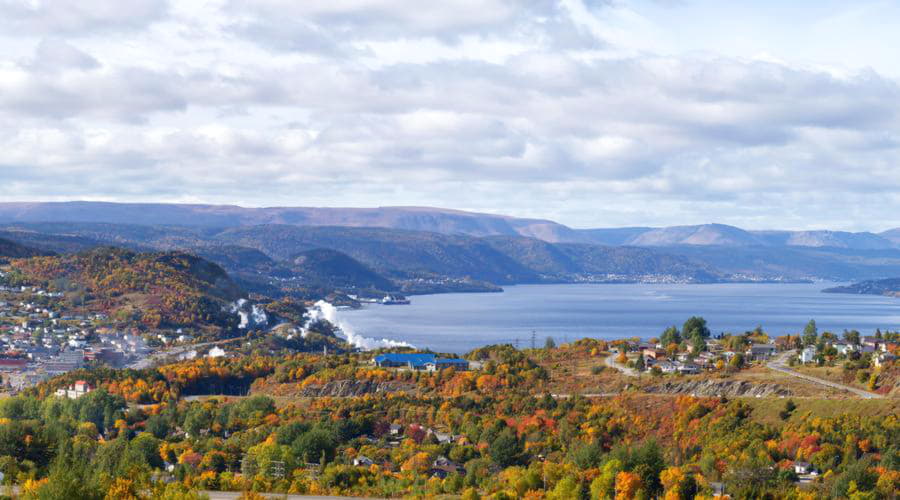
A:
[2,486,380,500]
[201,492,384,500]
[766,351,883,399]
[127,338,244,370]
[603,353,639,377]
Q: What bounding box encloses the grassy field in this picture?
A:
[741,396,900,426]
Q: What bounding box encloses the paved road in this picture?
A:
[201,492,384,500]
[551,392,618,398]
[766,351,883,399]
[603,353,639,377]
[2,486,380,500]
[128,338,244,370]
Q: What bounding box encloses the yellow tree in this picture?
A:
[615,471,642,500]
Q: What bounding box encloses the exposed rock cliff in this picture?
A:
[644,380,792,397]
[300,379,416,397]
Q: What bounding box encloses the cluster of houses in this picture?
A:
[798,336,897,366]
[628,339,779,375]
[372,353,477,371]
[352,423,467,479]
[0,284,154,391]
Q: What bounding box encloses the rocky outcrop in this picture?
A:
[300,379,415,397]
[644,380,792,397]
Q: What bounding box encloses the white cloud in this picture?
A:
[0,0,899,231]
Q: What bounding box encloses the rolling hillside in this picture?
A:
[823,278,900,297]
[289,248,395,290]
[0,237,48,259]
[10,248,244,331]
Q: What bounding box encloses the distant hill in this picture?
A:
[0,228,118,254]
[213,225,543,284]
[881,228,900,246]
[0,202,583,242]
[289,248,394,290]
[753,230,896,249]
[660,245,900,282]
[823,278,900,297]
[11,248,244,331]
[0,237,47,258]
[212,225,722,284]
[626,224,765,247]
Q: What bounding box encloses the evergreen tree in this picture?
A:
[634,354,646,372]
[660,326,681,347]
[802,319,818,346]
[682,316,711,339]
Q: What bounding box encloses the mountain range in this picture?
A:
[0,201,897,249]
[0,202,899,288]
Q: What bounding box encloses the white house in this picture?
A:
[207,347,226,358]
[54,380,93,399]
[874,352,896,367]
[793,461,814,475]
[799,347,817,364]
[834,343,856,356]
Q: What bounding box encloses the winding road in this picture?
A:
[766,351,883,399]
[603,353,639,377]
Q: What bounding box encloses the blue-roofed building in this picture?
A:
[372,353,469,371]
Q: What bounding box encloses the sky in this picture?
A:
[1,0,899,231]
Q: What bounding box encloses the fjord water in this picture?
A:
[342,283,900,353]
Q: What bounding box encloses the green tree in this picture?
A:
[634,354,646,372]
[682,316,710,339]
[490,428,523,467]
[590,459,622,499]
[545,337,556,349]
[843,329,861,345]
[660,326,681,347]
[572,440,604,470]
[691,335,707,354]
[802,319,818,346]
[291,427,337,464]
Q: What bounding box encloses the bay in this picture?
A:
[339,283,900,354]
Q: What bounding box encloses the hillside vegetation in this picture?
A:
[0,237,47,259]
[0,343,896,499]
[10,247,244,330]
[824,278,900,297]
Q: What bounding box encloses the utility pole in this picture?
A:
[514,337,519,349]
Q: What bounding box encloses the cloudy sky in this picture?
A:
[1,0,899,231]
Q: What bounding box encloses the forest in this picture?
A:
[0,342,896,499]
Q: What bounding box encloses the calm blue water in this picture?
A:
[340,283,900,354]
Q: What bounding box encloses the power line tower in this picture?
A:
[531,330,536,350]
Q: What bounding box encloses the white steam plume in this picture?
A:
[304,300,414,350]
